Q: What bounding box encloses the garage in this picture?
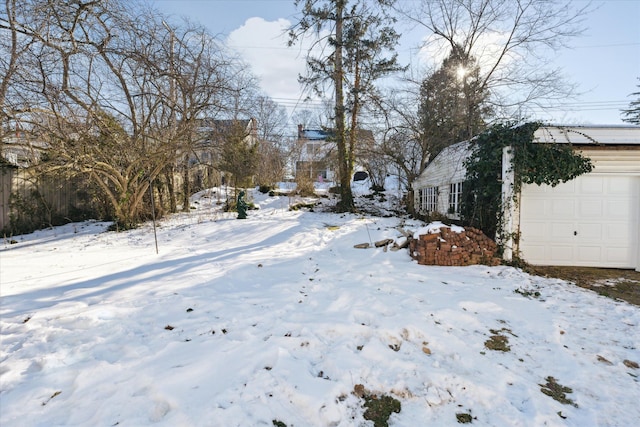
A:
[514,126,640,271]
[413,125,640,270]
[518,174,639,268]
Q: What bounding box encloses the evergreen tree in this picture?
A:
[219,121,259,188]
[621,79,640,125]
[290,0,403,212]
[418,45,491,162]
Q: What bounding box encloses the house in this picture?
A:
[294,125,335,182]
[413,125,640,271]
[2,133,45,168]
[294,125,376,182]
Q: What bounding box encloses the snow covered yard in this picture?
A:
[1,188,639,426]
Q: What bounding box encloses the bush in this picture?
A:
[295,175,316,197]
[258,185,273,194]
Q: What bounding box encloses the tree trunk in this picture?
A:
[182,156,190,211]
[163,166,177,213]
[334,1,354,213]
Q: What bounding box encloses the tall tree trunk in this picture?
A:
[334,1,354,212]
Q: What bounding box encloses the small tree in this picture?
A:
[218,120,259,189]
[368,87,425,208]
[255,139,286,189]
[250,96,288,189]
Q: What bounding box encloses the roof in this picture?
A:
[299,129,331,140]
[535,125,640,146]
[298,128,374,142]
[414,140,473,188]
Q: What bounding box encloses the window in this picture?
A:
[418,187,438,213]
[425,187,438,212]
[448,182,464,214]
[306,142,321,155]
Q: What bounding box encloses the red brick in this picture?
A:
[420,233,438,242]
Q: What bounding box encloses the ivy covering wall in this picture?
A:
[461,122,593,244]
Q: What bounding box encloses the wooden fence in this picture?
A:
[0,166,96,235]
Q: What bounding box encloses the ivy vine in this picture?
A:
[461,122,593,244]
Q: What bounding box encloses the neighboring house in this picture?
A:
[1,131,46,168]
[413,125,640,271]
[295,125,335,182]
[1,131,47,231]
[294,125,375,182]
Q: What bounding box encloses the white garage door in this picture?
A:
[519,174,639,268]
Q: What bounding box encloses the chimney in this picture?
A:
[298,124,304,138]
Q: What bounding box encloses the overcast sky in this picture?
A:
[149,0,640,128]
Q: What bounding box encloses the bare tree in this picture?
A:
[255,139,286,189]
[370,86,426,190]
[397,0,591,118]
[291,109,314,131]
[3,0,238,228]
[291,107,333,130]
[156,19,238,211]
[224,65,261,121]
[249,95,288,188]
[250,95,289,143]
[0,0,49,157]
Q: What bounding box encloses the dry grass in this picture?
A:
[526,266,640,306]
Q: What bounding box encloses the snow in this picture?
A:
[1,186,639,427]
[413,221,465,239]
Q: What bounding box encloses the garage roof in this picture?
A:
[534,125,640,145]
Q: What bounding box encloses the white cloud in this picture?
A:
[227,17,308,102]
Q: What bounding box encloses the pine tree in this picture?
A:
[621,79,640,125]
[290,0,403,212]
[418,45,491,163]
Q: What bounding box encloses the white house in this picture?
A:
[295,125,335,182]
[413,125,640,271]
[294,125,375,183]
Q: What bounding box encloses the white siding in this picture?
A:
[414,141,472,188]
[413,126,640,270]
[413,141,472,216]
[519,175,639,269]
[518,147,640,270]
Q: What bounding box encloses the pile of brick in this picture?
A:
[409,226,500,266]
